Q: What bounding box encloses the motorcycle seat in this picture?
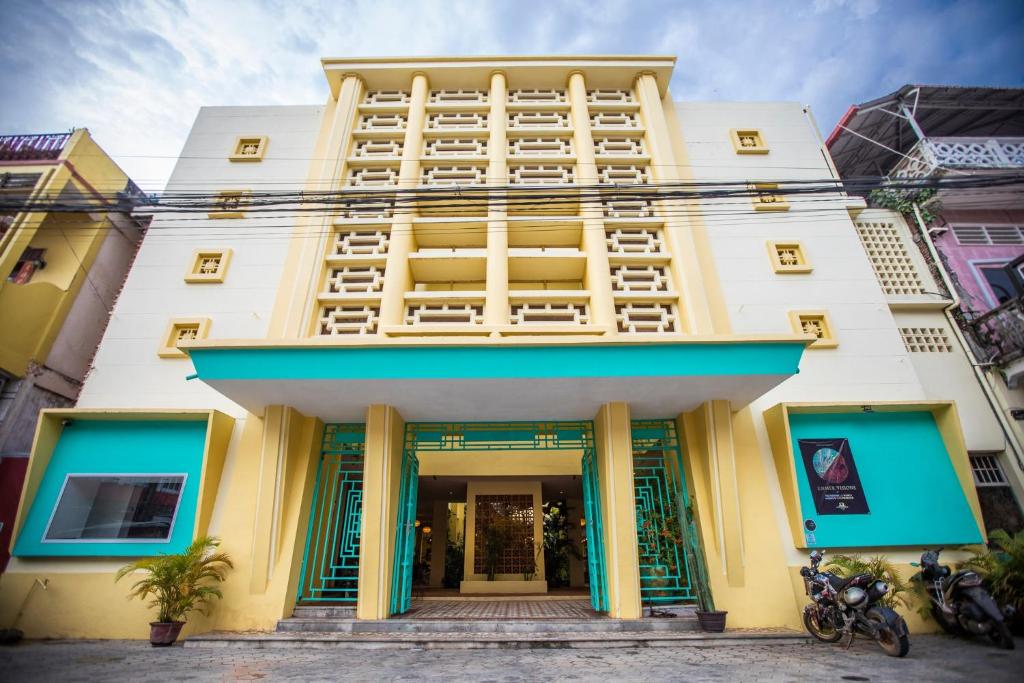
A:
[825,572,871,590]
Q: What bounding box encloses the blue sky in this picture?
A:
[1,0,1022,190]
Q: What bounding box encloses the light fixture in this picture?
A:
[422,526,432,535]
[580,518,586,527]
[414,520,420,527]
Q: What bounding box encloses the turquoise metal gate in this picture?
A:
[389,421,608,615]
[297,424,365,604]
[631,419,696,604]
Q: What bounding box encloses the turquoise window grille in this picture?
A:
[296,424,365,604]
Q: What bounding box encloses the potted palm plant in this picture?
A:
[678,497,727,632]
[115,536,233,646]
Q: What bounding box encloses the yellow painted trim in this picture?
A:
[788,310,837,349]
[766,240,813,274]
[158,317,212,358]
[184,248,233,284]
[229,135,268,162]
[750,183,789,212]
[730,128,769,154]
[208,190,251,219]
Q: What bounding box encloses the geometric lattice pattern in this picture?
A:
[297,424,365,604]
[598,165,649,184]
[332,228,390,257]
[855,220,925,295]
[509,89,567,104]
[510,301,589,325]
[508,112,570,129]
[509,165,576,185]
[590,112,639,128]
[325,265,386,294]
[363,91,409,105]
[606,226,665,254]
[603,199,653,218]
[353,139,403,157]
[616,302,677,333]
[900,327,953,353]
[406,302,484,325]
[426,138,488,157]
[430,89,488,104]
[347,166,399,187]
[421,166,486,185]
[473,494,535,575]
[318,304,380,335]
[508,138,573,156]
[632,420,695,604]
[428,112,488,129]
[610,264,669,292]
[970,453,1008,487]
[359,114,407,131]
[594,137,645,156]
[588,89,635,104]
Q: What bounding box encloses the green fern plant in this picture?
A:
[115,536,233,623]
[961,529,1024,615]
[824,553,911,611]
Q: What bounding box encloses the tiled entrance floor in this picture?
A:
[404,598,599,620]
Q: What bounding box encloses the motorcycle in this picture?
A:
[800,549,910,657]
[911,548,1015,650]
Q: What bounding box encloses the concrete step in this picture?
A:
[291,606,357,619]
[186,630,812,650]
[276,616,701,634]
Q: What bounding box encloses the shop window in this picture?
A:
[7,247,46,284]
[184,249,232,283]
[228,136,267,162]
[790,311,837,348]
[44,475,185,541]
[750,183,789,211]
[767,241,812,273]
[159,318,211,358]
[730,129,769,154]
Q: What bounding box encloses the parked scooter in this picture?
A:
[800,549,910,657]
[911,548,1015,650]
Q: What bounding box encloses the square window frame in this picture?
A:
[766,240,812,274]
[730,128,769,154]
[158,318,211,358]
[229,135,268,162]
[788,310,838,349]
[184,248,233,284]
[750,183,790,212]
[208,190,251,219]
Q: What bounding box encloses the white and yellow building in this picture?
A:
[0,57,1003,638]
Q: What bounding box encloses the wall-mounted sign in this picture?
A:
[798,438,869,515]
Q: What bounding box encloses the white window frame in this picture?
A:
[968,258,1012,309]
[42,473,188,544]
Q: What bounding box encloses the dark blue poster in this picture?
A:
[798,438,870,515]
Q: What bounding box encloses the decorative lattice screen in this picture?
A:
[854,220,924,295]
[473,494,535,575]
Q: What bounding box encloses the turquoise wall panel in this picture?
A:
[189,342,804,381]
[788,411,982,548]
[14,420,207,557]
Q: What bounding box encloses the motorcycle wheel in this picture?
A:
[803,608,842,643]
[989,621,1016,650]
[867,611,910,658]
[930,605,961,635]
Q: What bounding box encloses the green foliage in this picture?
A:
[542,500,580,588]
[640,508,684,574]
[961,529,1024,613]
[824,553,911,611]
[868,187,942,224]
[115,536,233,624]
[442,539,464,589]
[681,502,716,613]
[481,524,509,581]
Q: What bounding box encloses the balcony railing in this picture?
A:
[892,136,1024,179]
[0,133,71,161]
[967,296,1024,368]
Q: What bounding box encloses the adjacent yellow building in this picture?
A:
[0,57,996,640]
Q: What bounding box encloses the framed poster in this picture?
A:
[797,438,869,515]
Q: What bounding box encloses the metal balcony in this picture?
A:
[892,136,1024,179]
[0,133,71,162]
[967,296,1024,385]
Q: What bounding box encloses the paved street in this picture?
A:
[0,634,1020,682]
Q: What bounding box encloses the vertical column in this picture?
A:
[250,405,287,594]
[428,499,447,587]
[593,402,641,618]
[378,73,429,330]
[356,404,406,619]
[633,73,714,334]
[567,71,617,333]
[704,400,745,587]
[568,497,587,587]
[485,70,509,332]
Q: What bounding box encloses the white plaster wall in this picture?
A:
[676,102,925,406]
[77,105,324,417]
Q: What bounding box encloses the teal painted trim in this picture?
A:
[14,420,207,557]
[189,342,804,382]
[788,411,983,548]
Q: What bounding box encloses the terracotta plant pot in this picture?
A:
[149,621,185,647]
[696,610,728,632]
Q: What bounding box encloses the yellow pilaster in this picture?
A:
[379,73,429,329]
[705,400,745,587]
[633,73,714,334]
[594,402,641,618]
[250,405,286,593]
[567,71,617,333]
[485,70,509,331]
[356,404,406,619]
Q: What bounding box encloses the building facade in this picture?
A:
[0,130,144,572]
[828,85,1024,534]
[0,58,995,638]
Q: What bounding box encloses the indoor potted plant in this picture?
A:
[115,536,233,646]
[679,499,727,632]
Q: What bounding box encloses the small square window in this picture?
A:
[184,249,232,283]
[229,136,267,162]
[767,241,812,273]
[750,183,789,212]
[158,318,211,358]
[730,129,769,154]
[209,191,250,219]
[789,310,837,348]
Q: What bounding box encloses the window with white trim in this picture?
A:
[951,224,1024,246]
